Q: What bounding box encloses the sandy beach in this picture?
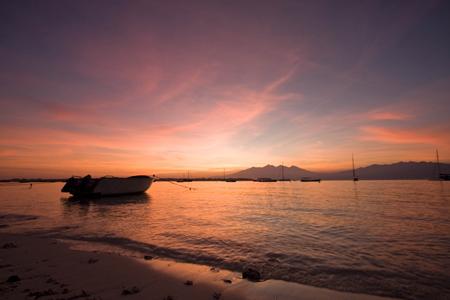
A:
[0,232,397,300]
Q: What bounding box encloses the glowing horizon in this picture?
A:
[1,1,450,179]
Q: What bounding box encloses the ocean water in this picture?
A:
[1,180,449,299]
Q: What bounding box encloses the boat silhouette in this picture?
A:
[301,177,321,182]
[61,175,153,197]
[255,177,277,182]
[435,149,450,181]
[352,154,359,181]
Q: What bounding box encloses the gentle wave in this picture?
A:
[1,181,450,299]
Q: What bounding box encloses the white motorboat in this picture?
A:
[61,175,154,197]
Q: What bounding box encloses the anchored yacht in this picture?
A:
[61,175,154,197]
[300,177,321,182]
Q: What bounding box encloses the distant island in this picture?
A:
[230,161,450,180]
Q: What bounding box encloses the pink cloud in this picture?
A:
[367,111,413,121]
[172,66,301,137]
[359,126,449,145]
[0,62,302,177]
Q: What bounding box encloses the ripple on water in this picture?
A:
[1,180,450,299]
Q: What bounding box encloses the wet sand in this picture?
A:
[0,232,397,300]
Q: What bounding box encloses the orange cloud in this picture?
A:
[359,126,448,145]
[367,111,412,121]
[0,65,301,178]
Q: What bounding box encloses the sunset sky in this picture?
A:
[1,1,450,178]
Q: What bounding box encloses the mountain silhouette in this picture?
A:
[324,161,450,180]
[230,162,450,180]
[230,164,317,179]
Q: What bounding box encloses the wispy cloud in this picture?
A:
[359,126,447,145]
[367,111,413,121]
[1,1,450,177]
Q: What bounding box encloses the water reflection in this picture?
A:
[60,193,151,222]
[61,192,151,206]
[1,181,449,299]
[352,181,360,201]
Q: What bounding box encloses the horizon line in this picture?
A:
[0,160,446,180]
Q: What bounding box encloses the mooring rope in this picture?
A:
[153,175,196,190]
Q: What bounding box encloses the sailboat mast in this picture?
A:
[436,149,441,176]
[282,162,285,180]
[352,154,356,178]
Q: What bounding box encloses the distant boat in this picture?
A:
[279,163,291,181]
[352,154,359,181]
[61,175,153,197]
[223,168,237,182]
[301,177,321,182]
[178,170,193,182]
[176,179,193,182]
[440,174,450,180]
[255,177,277,182]
[435,149,450,181]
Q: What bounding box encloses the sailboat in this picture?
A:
[435,149,450,181]
[279,163,291,181]
[352,154,359,181]
[223,168,237,182]
[177,170,193,182]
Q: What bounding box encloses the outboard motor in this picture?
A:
[61,176,81,193]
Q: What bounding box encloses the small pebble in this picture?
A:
[28,288,56,298]
[242,267,261,281]
[121,286,140,295]
[46,278,56,284]
[223,279,232,284]
[88,258,99,264]
[2,242,17,249]
[0,264,12,269]
[7,275,20,283]
[184,280,193,286]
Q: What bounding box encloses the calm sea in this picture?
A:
[1,180,449,299]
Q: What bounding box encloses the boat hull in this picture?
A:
[62,175,153,197]
[439,173,450,181]
[301,178,321,182]
[254,178,277,182]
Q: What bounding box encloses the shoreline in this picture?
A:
[0,232,396,300]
